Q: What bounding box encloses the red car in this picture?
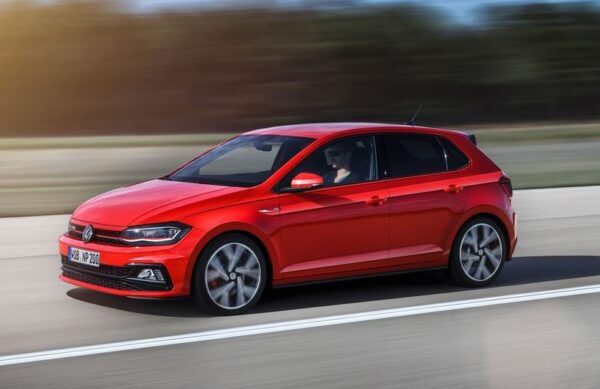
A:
[59,123,517,314]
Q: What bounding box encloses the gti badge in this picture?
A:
[82,225,94,243]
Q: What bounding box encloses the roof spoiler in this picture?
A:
[460,131,477,145]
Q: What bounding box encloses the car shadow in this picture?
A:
[256,255,600,314]
[66,255,600,318]
[66,288,204,317]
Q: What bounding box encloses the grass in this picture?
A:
[0,122,599,217]
[0,133,233,150]
[467,122,600,144]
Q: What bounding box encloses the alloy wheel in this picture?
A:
[204,242,262,310]
[459,223,503,282]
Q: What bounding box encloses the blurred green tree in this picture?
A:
[0,1,599,136]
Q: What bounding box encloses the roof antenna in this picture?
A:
[406,104,422,126]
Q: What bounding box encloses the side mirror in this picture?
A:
[290,172,323,190]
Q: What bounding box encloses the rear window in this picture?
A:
[384,134,446,177]
[439,137,470,170]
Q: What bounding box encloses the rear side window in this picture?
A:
[439,137,469,170]
[384,134,446,177]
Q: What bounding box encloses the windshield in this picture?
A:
[167,135,314,187]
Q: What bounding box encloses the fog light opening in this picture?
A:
[136,268,165,283]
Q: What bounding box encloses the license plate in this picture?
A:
[69,247,100,268]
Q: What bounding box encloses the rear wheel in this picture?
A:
[448,217,506,287]
[192,233,267,315]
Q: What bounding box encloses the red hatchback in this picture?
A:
[59,123,517,314]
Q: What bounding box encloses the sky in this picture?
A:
[132,0,600,22]
[4,0,598,23]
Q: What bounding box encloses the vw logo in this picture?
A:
[82,225,94,243]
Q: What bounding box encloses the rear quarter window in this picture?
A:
[439,137,470,170]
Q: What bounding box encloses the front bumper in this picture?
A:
[58,231,200,298]
[61,255,173,291]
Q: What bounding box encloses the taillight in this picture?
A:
[499,175,513,198]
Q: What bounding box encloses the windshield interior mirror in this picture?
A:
[253,141,273,152]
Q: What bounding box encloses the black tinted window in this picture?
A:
[385,134,446,177]
[439,137,469,170]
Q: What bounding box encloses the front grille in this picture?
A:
[61,256,131,277]
[62,269,142,290]
[61,259,173,291]
[68,223,125,246]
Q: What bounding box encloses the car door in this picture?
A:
[382,133,469,266]
[275,134,390,282]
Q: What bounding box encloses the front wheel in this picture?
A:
[192,233,267,315]
[448,217,506,287]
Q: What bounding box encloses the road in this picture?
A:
[0,186,599,388]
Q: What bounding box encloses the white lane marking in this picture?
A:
[3,283,600,367]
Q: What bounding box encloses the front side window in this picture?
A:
[384,134,447,178]
[168,135,313,187]
[278,135,377,190]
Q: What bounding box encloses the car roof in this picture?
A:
[246,122,469,140]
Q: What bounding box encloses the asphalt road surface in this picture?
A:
[1,186,600,388]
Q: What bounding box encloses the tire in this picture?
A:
[192,233,267,315]
[448,217,507,287]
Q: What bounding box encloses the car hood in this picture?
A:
[72,179,248,227]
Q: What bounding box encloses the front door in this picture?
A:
[276,135,390,282]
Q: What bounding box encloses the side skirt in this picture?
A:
[271,265,449,289]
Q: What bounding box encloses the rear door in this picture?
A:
[382,133,469,266]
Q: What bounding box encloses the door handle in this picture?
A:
[366,196,387,206]
[444,184,463,194]
[258,207,280,214]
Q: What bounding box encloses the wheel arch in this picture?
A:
[186,225,277,294]
[449,211,513,264]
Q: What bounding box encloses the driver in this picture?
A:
[323,140,361,185]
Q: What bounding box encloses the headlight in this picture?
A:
[120,223,190,246]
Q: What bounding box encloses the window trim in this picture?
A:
[436,136,450,171]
